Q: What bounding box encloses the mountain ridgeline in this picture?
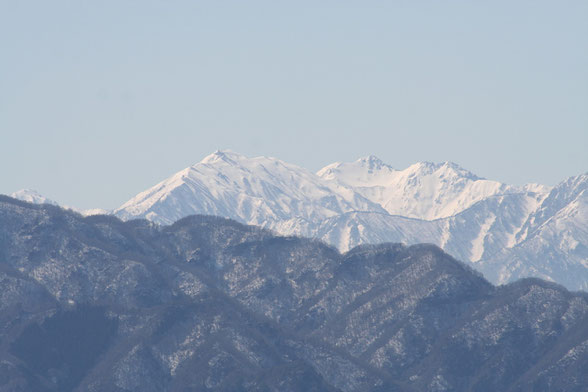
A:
[111,151,588,291]
[1,196,587,391]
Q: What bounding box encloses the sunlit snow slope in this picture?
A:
[110,151,586,290]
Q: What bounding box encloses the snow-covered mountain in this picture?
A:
[10,189,59,206]
[115,150,386,230]
[479,174,588,289]
[317,156,536,220]
[10,189,109,217]
[113,151,586,290]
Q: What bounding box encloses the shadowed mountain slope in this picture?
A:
[1,196,587,391]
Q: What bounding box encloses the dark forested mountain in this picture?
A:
[1,196,587,392]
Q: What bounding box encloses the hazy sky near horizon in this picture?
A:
[1,1,587,209]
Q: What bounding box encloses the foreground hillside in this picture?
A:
[1,196,587,391]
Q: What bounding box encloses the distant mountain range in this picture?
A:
[10,189,59,206]
[11,151,587,290]
[112,151,587,291]
[1,196,587,391]
[9,189,108,217]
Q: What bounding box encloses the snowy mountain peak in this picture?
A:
[317,156,396,186]
[562,172,588,192]
[405,161,480,181]
[316,157,506,219]
[110,150,585,290]
[115,151,384,227]
[10,189,58,206]
[355,155,393,171]
[199,149,246,165]
[119,151,539,225]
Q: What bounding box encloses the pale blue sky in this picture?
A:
[1,1,586,209]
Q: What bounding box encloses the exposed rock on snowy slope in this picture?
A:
[114,151,587,290]
[479,174,588,289]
